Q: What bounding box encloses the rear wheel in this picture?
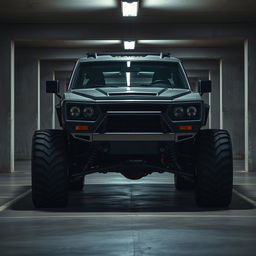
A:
[32,129,69,208]
[195,129,233,207]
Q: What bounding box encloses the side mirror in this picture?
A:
[46,80,59,94]
[198,80,212,95]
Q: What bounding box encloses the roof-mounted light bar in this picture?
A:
[121,0,138,17]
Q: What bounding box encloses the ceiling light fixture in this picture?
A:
[126,61,131,87]
[121,0,138,17]
[124,41,136,50]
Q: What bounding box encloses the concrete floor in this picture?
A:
[0,160,255,256]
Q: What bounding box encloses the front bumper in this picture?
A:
[64,101,204,142]
[71,132,195,142]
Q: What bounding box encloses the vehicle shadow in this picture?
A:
[10,184,254,212]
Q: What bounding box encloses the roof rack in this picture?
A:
[160,52,171,58]
[86,52,97,58]
[97,52,161,57]
[85,52,171,58]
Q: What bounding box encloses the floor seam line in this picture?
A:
[0,189,31,212]
[233,188,256,207]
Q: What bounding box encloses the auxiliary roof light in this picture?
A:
[121,0,138,17]
[124,40,136,50]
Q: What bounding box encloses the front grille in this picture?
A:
[99,104,166,112]
[97,115,170,133]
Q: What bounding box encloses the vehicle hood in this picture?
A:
[64,87,201,102]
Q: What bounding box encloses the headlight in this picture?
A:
[170,104,200,120]
[67,104,99,121]
[83,107,95,119]
[70,106,81,118]
[173,106,184,118]
[186,106,197,117]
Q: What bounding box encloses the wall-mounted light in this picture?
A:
[124,41,136,50]
[121,0,138,17]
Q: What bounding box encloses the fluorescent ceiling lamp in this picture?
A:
[126,61,131,86]
[126,72,131,87]
[121,1,138,17]
[124,41,136,50]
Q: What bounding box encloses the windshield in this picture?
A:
[71,61,189,89]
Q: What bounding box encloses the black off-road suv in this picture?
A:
[32,53,233,208]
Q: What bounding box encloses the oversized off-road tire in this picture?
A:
[174,174,194,190]
[70,176,85,191]
[195,129,233,207]
[32,130,69,208]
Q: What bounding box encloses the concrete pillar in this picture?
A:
[201,76,210,129]
[221,56,244,159]
[244,38,256,171]
[209,68,220,129]
[0,40,14,172]
[15,52,40,160]
[187,70,209,79]
[40,63,54,130]
[208,71,212,128]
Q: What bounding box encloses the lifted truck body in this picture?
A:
[31,53,233,208]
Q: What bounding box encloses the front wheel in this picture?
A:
[195,129,233,207]
[32,129,69,208]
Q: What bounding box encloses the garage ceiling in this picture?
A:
[138,39,243,48]
[0,0,256,23]
[16,39,243,48]
[16,40,122,48]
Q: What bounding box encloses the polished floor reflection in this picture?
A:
[0,160,255,256]
[9,183,253,212]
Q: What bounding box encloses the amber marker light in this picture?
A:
[75,125,89,131]
[178,125,193,131]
